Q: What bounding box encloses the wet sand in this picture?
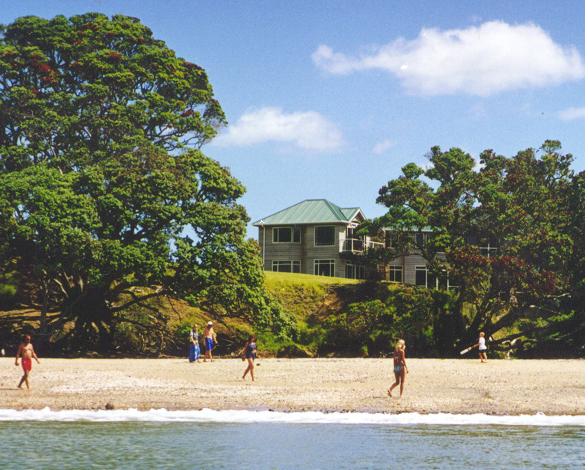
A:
[0,358,584,415]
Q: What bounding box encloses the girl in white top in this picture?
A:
[477,332,487,363]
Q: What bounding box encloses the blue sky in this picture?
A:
[2,1,584,237]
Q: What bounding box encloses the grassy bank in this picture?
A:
[0,271,363,357]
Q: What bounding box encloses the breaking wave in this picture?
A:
[0,408,583,426]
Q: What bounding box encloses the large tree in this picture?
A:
[0,14,289,351]
[0,13,224,170]
[373,141,584,356]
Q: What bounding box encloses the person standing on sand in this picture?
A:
[387,339,408,398]
[15,335,40,390]
[241,335,257,381]
[188,325,201,363]
[476,331,488,363]
[203,321,217,362]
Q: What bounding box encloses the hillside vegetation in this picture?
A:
[0,270,576,359]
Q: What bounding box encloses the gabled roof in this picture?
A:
[253,199,365,226]
[340,207,362,220]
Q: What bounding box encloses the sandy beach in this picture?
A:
[0,358,583,415]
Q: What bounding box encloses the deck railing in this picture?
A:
[342,238,364,253]
[341,238,385,253]
[366,241,385,249]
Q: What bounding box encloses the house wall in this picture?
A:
[258,224,451,283]
[258,225,303,271]
[389,252,447,284]
[258,224,349,277]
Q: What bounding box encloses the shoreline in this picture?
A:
[0,358,584,416]
[0,408,584,427]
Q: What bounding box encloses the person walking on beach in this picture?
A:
[387,339,408,398]
[15,334,40,390]
[203,321,217,362]
[188,324,201,363]
[241,335,257,382]
[476,331,488,363]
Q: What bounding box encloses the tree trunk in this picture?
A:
[66,285,114,353]
[39,281,48,334]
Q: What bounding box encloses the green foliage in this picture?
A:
[0,14,289,353]
[374,141,584,356]
[319,288,441,356]
[0,13,225,171]
[0,271,18,305]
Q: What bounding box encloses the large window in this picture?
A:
[273,227,301,243]
[437,269,459,290]
[272,260,301,273]
[415,266,427,286]
[315,226,335,246]
[388,265,403,283]
[346,263,366,280]
[415,266,435,288]
[415,266,458,289]
[314,259,335,277]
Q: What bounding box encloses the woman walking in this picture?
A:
[188,325,201,363]
[387,339,408,398]
[476,331,488,363]
[241,335,257,382]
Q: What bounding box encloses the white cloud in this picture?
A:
[312,21,584,96]
[372,139,394,155]
[557,106,584,121]
[214,107,344,151]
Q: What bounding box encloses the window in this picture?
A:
[272,260,301,273]
[415,266,458,289]
[479,243,498,258]
[314,259,335,277]
[273,227,301,243]
[438,270,448,289]
[413,232,428,246]
[448,274,459,290]
[346,263,366,280]
[415,266,427,286]
[385,231,392,249]
[415,266,436,287]
[427,269,436,288]
[315,226,335,246]
[388,265,403,283]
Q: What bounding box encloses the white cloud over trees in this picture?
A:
[214,107,344,151]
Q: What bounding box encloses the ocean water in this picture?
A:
[0,410,584,469]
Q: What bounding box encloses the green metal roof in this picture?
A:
[340,207,361,219]
[253,199,363,226]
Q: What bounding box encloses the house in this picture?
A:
[252,199,383,279]
[382,228,498,289]
[382,227,455,288]
[254,199,497,287]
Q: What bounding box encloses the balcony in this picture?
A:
[341,238,385,253]
[366,240,385,249]
[342,238,364,253]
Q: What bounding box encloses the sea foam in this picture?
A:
[0,408,583,426]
